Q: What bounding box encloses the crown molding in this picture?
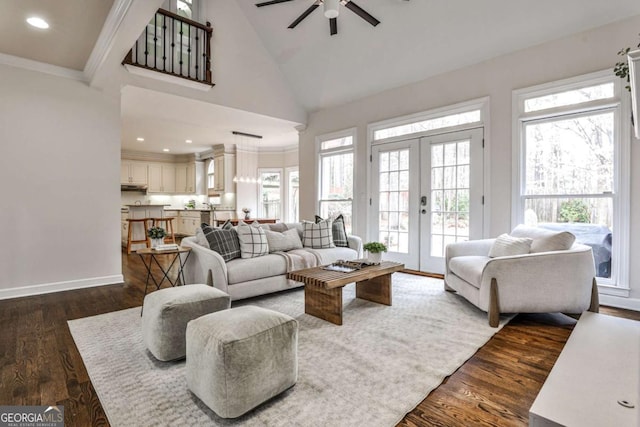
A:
[85,0,134,84]
[121,149,201,163]
[0,52,86,81]
[257,144,299,153]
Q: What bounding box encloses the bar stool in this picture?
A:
[152,217,176,245]
[127,218,151,254]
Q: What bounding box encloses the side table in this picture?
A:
[137,246,192,300]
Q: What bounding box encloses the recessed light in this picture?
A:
[136,137,144,142]
[26,17,49,29]
[163,148,170,152]
[185,139,192,144]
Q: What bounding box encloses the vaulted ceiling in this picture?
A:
[2,0,640,152]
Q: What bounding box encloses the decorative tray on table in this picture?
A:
[322,259,379,273]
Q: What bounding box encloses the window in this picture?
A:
[286,168,299,223]
[207,159,215,193]
[317,130,355,233]
[514,72,629,289]
[258,169,282,219]
[373,110,481,141]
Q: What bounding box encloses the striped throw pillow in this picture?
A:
[237,221,269,258]
[488,234,533,258]
[201,224,241,262]
[303,219,335,249]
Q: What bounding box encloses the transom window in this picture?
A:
[514,71,629,289]
[373,110,481,141]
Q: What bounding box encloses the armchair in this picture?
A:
[445,234,599,327]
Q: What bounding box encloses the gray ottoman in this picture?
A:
[142,284,230,361]
[186,306,298,418]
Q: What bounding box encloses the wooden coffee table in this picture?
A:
[287,261,404,325]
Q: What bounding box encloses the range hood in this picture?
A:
[121,184,148,192]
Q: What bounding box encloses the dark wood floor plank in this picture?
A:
[1,249,639,427]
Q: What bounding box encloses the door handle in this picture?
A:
[420,196,427,206]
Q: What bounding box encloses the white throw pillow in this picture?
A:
[510,225,575,253]
[302,219,335,249]
[236,221,269,258]
[264,228,303,252]
[488,233,533,258]
[195,227,210,248]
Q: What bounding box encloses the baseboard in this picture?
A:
[0,274,124,300]
[600,294,640,312]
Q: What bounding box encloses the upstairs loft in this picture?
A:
[122,7,213,88]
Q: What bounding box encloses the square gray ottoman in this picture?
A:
[186,306,298,418]
[142,284,230,361]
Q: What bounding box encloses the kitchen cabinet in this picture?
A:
[175,163,197,194]
[177,210,202,236]
[148,163,176,193]
[121,161,147,185]
[212,154,235,193]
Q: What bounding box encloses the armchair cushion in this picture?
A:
[448,256,491,288]
[488,234,533,258]
[511,225,575,253]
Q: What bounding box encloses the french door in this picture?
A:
[370,128,484,273]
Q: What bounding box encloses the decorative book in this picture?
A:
[323,259,379,272]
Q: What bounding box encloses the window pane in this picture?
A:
[260,172,281,219]
[374,110,481,140]
[524,83,614,112]
[525,112,614,196]
[321,136,353,150]
[524,197,612,278]
[321,152,353,200]
[320,201,352,233]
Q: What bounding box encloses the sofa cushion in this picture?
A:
[302,219,335,249]
[448,256,491,288]
[510,224,575,253]
[488,234,533,258]
[237,221,269,259]
[264,222,288,233]
[226,254,288,284]
[201,224,241,262]
[265,228,303,252]
[315,214,349,247]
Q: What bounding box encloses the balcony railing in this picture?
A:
[123,9,213,86]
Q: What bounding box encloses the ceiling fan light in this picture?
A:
[324,0,339,18]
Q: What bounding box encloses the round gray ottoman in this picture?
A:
[142,284,230,361]
[186,305,298,418]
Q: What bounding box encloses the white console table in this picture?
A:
[529,311,639,426]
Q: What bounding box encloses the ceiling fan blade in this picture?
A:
[344,1,380,26]
[288,3,320,29]
[329,17,337,35]
[256,0,294,7]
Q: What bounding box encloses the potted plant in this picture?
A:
[363,241,387,264]
[148,226,167,247]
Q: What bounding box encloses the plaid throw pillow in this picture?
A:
[303,219,335,249]
[200,223,241,262]
[237,221,269,258]
[315,214,348,247]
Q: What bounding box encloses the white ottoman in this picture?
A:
[186,306,298,418]
[142,284,230,361]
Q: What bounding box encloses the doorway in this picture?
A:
[370,128,484,273]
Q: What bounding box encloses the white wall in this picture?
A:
[257,147,299,169]
[299,15,640,303]
[0,64,122,298]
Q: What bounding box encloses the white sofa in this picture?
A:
[181,222,363,300]
[445,226,599,327]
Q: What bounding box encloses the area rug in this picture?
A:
[68,273,511,426]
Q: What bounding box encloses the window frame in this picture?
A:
[316,128,356,232]
[284,166,299,223]
[512,70,631,295]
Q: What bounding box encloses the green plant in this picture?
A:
[363,241,388,253]
[559,200,590,223]
[147,227,167,239]
[614,34,640,92]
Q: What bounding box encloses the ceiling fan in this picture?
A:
[255,0,381,36]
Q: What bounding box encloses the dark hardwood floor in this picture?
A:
[1,250,638,426]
